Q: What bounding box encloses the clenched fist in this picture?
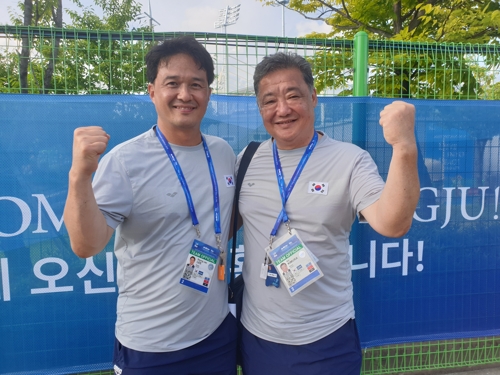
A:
[70,126,110,179]
[379,101,416,149]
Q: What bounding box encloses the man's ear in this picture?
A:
[147,83,155,101]
[312,88,318,107]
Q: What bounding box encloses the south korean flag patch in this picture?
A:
[225,175,235,187]
[308,181,328,195]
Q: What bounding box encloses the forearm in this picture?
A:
[64,170,113,258]
[368,144,420,237]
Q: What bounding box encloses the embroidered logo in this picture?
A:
[247,182,255,187]
[225,175,235,187]
[113,364,123,375]
[166,192,177,197]
[308,181,328,195]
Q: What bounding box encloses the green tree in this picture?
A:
[4,0,150,94]
[9,0,63,93]
[261,0,500,99]
[60,0,151,94]
[67,0,142,31]
[269,0,500,42]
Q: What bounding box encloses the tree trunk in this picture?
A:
[43,0,62,93]
[19,0,33,93]
[393,1,402,35]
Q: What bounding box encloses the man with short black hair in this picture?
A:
[64,36,237,375]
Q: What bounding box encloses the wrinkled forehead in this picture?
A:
[257,69,310,97]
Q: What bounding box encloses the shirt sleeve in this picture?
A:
[92,151,134,229]
[349,150,385,220]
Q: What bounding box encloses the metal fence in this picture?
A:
[1,25,499,375]
[2,25,500,99]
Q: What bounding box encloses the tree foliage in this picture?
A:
[9,0,62,27]
[264,0,500,42]
[2,0,151,94]
[7,0,63,92]
[66,0,142,30]
[261,0,500,99]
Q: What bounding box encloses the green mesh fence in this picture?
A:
[0,25,352,95]
[1,26,500,375]
[2,26,500,98]
[367,40,500,100]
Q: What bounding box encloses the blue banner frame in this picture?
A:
[0,94,499,374]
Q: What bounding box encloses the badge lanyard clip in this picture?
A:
[193,224,201,238]
[216,234,225,280]
[268,235,275,249]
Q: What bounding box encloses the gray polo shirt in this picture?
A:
[93,128,236,352]
[238,134,384,345]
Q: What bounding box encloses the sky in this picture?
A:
[0,0,331,38]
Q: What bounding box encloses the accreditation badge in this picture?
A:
[180,239,220,294]
[265,229,323,297]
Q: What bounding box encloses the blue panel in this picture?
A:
[0,94,499,373]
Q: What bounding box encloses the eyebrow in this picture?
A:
[260,86,302,100]
[161,75,205,84]
[260,92,276,101]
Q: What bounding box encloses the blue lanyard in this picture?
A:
[270,132,318,239]
[155,127,222,247]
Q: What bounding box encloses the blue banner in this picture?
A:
[0,94,499,374]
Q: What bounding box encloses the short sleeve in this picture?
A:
[92,151,134,229]
[349,150,385,219]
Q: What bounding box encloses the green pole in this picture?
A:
[352,31,368,147]
[353,31,368,96]
[351,32,369,313]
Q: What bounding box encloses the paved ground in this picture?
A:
[398,365,500,375]
[439,369,500,375]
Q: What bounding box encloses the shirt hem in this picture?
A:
[241,313,354,346]
[115,310,230,353]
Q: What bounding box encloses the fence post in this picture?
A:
[352,30,368,149]
[353,31,368,97]
[351,31,369,323]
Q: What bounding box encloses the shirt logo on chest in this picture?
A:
[308,181,328,195]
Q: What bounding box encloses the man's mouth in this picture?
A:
[174,105,195,110]
[276,119,295,125]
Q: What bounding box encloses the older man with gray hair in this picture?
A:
[236,52,419,375]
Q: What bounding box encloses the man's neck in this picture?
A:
[274,131,322,150]
[157,125,202,147]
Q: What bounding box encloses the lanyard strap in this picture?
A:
[155,127,222,247]
[270,132,318,239]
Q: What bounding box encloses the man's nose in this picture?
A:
[276,98,291,115]
[177,84,192,100]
